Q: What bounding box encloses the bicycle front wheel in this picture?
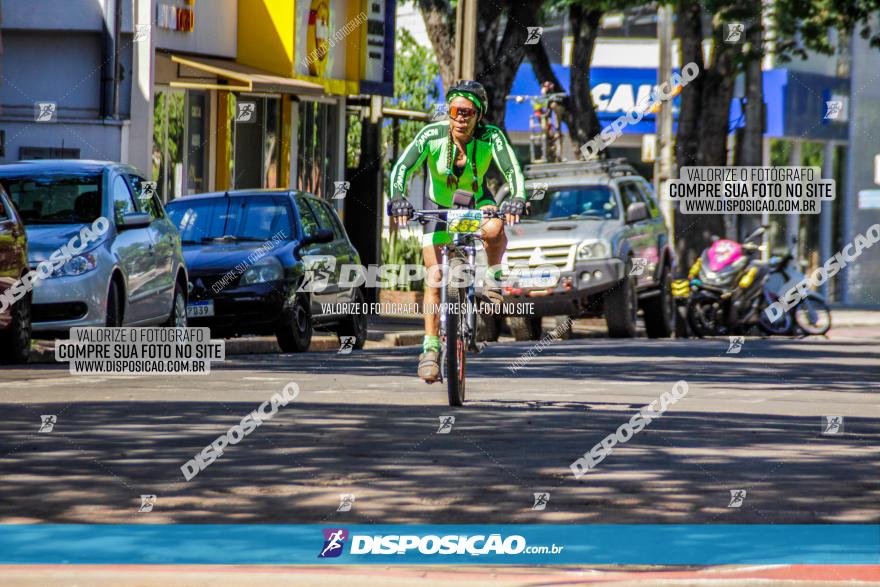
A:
[444,282,466,406]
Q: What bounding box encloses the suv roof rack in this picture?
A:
[524,158,638,179]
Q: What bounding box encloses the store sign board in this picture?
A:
[363,1,385,82]
[305,0,330,77]
[358,0,395,96]
[157,1,195,33]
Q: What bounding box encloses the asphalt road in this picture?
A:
[0,334,878,525]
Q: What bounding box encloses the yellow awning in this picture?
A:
[164,53,325,96]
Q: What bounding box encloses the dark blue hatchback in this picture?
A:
[165,189,368,352]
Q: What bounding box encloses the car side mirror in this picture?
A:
[295,228,334,254]
[118,212,152,229]
[625,202,648,223]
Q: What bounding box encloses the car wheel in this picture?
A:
[642,265,674,338]
[508,315,542,341]
[162,282,188,328]
[276,293,312,352]
[548,315,573,340]
[604,271,638,338]
[336,288,367,349]
[106,280,123,327]
[0,291,32,364]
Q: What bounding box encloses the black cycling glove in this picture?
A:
[387,197,414,220]
[501,198,528,217]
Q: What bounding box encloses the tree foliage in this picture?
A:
[415,0,541,128]
[771,0,880,61]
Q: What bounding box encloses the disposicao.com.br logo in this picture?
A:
[318,528,563,558]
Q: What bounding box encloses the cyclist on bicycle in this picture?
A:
[386,80,527,382]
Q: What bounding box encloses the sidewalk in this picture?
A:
[827,306,880,327]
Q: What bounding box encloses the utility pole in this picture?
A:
[454,0,478,80]
[655,6,675,236]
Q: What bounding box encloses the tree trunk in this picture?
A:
[568,5,602,150]
[474,1,535,128]
[525,38,561,91]
[417,0,457,91]
[526,38,581,158]
[415,0,538,192]
[673,1,734,271]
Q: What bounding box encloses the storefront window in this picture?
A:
[186,91,209,194]
[230,94,282,190]
[297,100,339,198]
[152,88,209,200]
[152,90,184,201]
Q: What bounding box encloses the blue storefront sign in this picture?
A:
[505,63,849,141]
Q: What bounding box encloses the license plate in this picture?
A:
[186,300,215,318]
[511,270,557,288]
[446,209,483,234]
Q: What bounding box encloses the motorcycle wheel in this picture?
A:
[686,296,724,338]
[757,307,793,335]
[794,296,832,335]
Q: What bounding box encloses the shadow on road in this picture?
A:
[0,337,876,524]
[220,337,880,394]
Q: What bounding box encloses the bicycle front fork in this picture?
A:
[439,246,449,341]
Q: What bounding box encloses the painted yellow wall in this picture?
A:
[237,0,295,77]
[237,0,369,95]
[293,0,365,95]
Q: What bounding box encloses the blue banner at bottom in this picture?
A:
[0,525,877,565]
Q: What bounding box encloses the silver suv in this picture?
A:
[494,159,675,340]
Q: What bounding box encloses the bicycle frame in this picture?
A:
[438,232,480,373]
[408,206,502,388]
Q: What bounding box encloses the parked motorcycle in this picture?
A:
[671,226,791,337]
[765,250,832,335]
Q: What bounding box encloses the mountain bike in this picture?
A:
[407,193,505,406]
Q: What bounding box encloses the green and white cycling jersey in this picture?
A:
[389,121,525,245]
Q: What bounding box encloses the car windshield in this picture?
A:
[0,173,103,225]
[166,196,295,243]
[522,186,618,221]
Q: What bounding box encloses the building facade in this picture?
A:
[0,0,396,216]
[0,0,138,163]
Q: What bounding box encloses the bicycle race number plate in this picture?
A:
[446,210,483,234]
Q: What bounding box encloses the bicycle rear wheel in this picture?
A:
[443,279,466,406]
